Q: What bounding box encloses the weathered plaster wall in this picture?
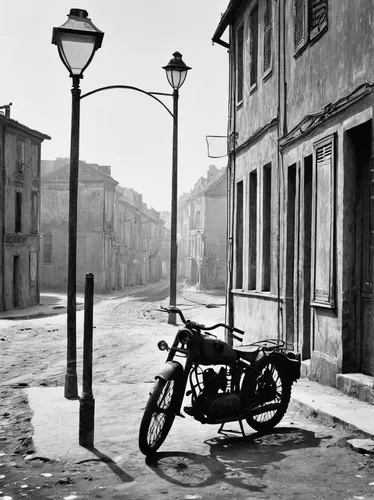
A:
[285,0,374,132]
[233,293,279,342]
[232,0,278,141]
[233,128,279,293]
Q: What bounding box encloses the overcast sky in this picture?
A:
[1,1,230,211]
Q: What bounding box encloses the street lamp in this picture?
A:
[162,52,191,325]
[52,9,104,399]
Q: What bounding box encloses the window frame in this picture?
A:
[294,0,328,56]
[236,23,245,105]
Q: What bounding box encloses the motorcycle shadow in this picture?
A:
[145,426,331,491]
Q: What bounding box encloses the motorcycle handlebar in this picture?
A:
[158,305,245,336]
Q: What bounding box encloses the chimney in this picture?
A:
[207,164,218,183]
[96,165,111,176]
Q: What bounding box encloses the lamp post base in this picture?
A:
[167,311,177,325]
[64,372,78,399]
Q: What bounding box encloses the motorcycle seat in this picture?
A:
[233,345,260,362]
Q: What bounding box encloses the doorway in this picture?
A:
[348,120,373,375]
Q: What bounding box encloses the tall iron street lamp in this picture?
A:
[163,52,191,325]
[52,9,104,399]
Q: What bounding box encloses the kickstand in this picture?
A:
[218,420,246,437]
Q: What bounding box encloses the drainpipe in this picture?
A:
[276,0,287,342]
[226,24,236,342]
[1,121,6,311]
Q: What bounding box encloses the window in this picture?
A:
[237,24,244,103]
[15,190,22,233]
[249,4,259,88]
[309,0,328,41]
[248,171,257,289]
[294,0,308,52]
[263,0,273,74]
[16,140,25,173]
[235,180,244,288]
[262,164,271,291]
[43,234,52,264]
[294,0,328,53]
[31,192,38,234]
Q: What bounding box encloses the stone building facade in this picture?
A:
[0,109,50,311]
[213,0,374,387]
[40,160,164,292]
[178,166,227,290]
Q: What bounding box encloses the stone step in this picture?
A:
[336,373,374,405]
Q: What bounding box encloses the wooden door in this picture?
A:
[355,121,373,375]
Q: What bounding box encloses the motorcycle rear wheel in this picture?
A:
[241,355,291,432]
[139,374,181,456]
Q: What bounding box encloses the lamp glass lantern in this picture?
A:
[163,51,191,90]
[52,8,104,78]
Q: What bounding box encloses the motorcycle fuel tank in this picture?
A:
[197,336,237,365]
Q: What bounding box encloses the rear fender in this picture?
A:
[271,352,301,382]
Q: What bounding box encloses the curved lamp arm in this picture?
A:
[80,85,174,118]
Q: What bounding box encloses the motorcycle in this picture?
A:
[138,306,301,456]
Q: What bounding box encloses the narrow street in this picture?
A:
[0,282,373,500]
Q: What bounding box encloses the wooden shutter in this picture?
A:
[263,0,273,73]
[294,0,308,52]
[311,136,335,307]
[237,24,244,103]
[309,0,328,40]
[250,4,258,87]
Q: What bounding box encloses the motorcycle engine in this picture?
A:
[192,367,241,419]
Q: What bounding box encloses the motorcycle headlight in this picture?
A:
[157,340,169,351]
[177,328,193,345]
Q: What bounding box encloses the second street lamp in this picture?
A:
[163,52,191,325]
[52,9,104,399]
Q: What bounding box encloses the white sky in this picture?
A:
[1,1,230,211]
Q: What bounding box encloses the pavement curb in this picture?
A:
[290,378,374,439]
[290,397,373,438]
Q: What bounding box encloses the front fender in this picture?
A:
[156,360,184,382]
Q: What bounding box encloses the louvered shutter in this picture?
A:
[237,24,244,103]
[312,137,335,307]
[309,0,328,40]
[263,0,273,73]
[294,0,308,52]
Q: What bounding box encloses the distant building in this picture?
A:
[40,160,164,292]
[0,108,50,311]
[178,166,227,290]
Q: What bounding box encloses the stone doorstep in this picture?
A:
[336,373,374,405]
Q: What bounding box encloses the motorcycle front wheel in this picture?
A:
[139,374,182,456]
[241,355,291,432]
